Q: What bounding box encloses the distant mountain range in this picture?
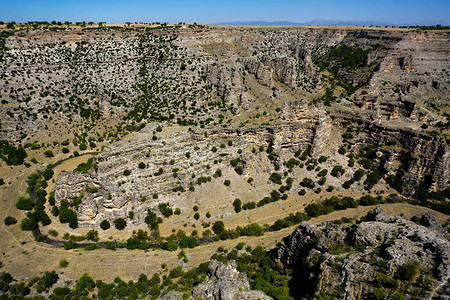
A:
[213,20,447,27]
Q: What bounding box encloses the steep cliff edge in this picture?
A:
[273,207,450,299]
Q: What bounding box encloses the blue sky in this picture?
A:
[1,0,449,25]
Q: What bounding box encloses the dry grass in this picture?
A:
[0,129,447,284]
[1,157,448,283]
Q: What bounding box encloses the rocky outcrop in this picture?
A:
[240,57,272,87]
[192,261,272,300]
[205,63,249,110]
[54,102,334,228]
[274,207,450,300]
[361,30,450,107]
[277,101,332,156]
[262,56,297,88]
[54,171,96,206]
[360,120,449,194]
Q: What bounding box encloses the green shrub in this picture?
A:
[38,271,58,291]
[44,150,54,158]
[16,197,34,210]
[390,292,406,300]
[269,172,282,184]
[0,140,28,165]
[123,169,131,176]
[74,158,94,173]
[318,155,328,163]
[240,223,264,236]
[212,221,225,235]
[63,240,77,250]
[20,217,37,231]
[169,266,184,278]
[86,230,99,242]
[353,168,365,181]
[233,199,242,213]
[75,273,95,292]
[158,203,173,217]
[331,165,345,177]
[242,202,256,210]
[371,288,385,300]
[58,259,69,268]
[400,260,420,281]
[114,218,127,230]
[162,240,178,251]
[59,206,78,229]
[43,169,54,181]
[214,169,222,177]
[300,178,315,189]
[365,169,382,190]
[234,166,243,175]
[9,283,30,296]
[4,216,17,226]
[100,220,110,230]
[224,180,231,186]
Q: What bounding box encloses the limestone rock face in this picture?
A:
[54,171,96,206]
[360,121,449,194]
[273,207,450,300]
[277,101,332,157]
[192,261,272,300]
[205,63,249,111]
[240,57,272,87]
[53,101,335,228]
[362,30,450,107]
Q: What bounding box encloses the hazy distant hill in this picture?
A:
[213,19,447,26]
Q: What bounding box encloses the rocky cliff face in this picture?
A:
[273,207,450,299]
[53,102,332,227]
[1,27,448,143]
[3,26,447,228]
[338,115,450,195]
[361,30,450,107]
[192,261,272,300]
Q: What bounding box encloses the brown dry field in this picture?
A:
[1,151,448,283]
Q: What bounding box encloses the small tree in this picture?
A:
[224,180,231,186]
[4,216,17,225]
[59,259,69,268]
[269,172,282,184]
[44,150,54,158]
[16,197,34,210]
[100,220,110,230]
[114,218,127,230]
[86,230,99,241]
[212,221,225,235]
[233,199,242,213]
[20,218,37,231]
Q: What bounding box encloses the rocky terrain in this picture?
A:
[0,24,449,299]
[274,207,450,299]
[191,261,272,300]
